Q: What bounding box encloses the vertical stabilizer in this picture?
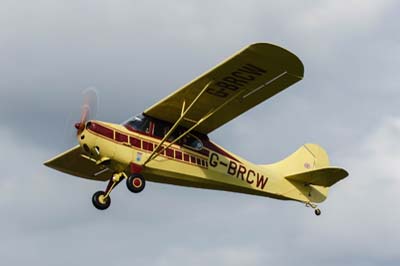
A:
[261,143,330,176]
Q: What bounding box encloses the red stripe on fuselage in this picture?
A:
[130,136,141,148]
[142,141,153,151]
[115,132,128,142]
[87,122,211,169]
[203,140,240,163]
[89,123,114,139]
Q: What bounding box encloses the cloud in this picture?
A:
[298,0,396,31]
[358,116,400,180]
[153,246,266,266]
[317,116,400,262]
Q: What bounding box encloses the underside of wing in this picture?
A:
[144,43,304,134]
[44,146,110,181]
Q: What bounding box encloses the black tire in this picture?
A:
[315,208,321,216]
[92,190,111,210]
[126,174,145,193]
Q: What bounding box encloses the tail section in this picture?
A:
[262,144,348,203]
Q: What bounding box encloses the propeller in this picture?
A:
[74,87,99,136]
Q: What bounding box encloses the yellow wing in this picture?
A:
[145,43,304,134]
[44,146,110,181]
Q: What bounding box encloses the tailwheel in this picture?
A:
[92,191,111,210]
[126,174,146,193]
[305,202,321,216]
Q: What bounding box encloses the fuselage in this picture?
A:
[77,115,321,203]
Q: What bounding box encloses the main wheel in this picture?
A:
[126,174,145,193]
[315,208,321,216]
[92,191,111,210]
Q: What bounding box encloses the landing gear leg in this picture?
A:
[305,202,321,216]
[92,172,125,210]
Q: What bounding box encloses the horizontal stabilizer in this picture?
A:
[285,167,348,187]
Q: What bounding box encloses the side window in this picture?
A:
[152,120,182,142]
[182,134,203,151]
[153,123,170,139]
[151,121,203,150]
[142,119,150,134]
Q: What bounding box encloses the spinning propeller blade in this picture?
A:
[75,87,99,135]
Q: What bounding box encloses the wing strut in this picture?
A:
[143,81,212,165]
[143,78,256,166]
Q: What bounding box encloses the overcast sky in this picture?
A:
[1,1,400,265]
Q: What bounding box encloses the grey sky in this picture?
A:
[1,0,400,265]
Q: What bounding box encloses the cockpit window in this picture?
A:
[152,119,204,150]
[124,114,206,151]
[124,114,150,134]
[153,120,172,139]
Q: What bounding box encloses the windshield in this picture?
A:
[124,114,150,134]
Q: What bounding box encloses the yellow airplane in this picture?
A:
[44,43,348,216]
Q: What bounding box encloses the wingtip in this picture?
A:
[43,159,53,168]
[331,167,349,179]
[247,42,304,78]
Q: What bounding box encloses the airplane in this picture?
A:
[44,43,348,216]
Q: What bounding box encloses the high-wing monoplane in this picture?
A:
[45,43,348,215]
